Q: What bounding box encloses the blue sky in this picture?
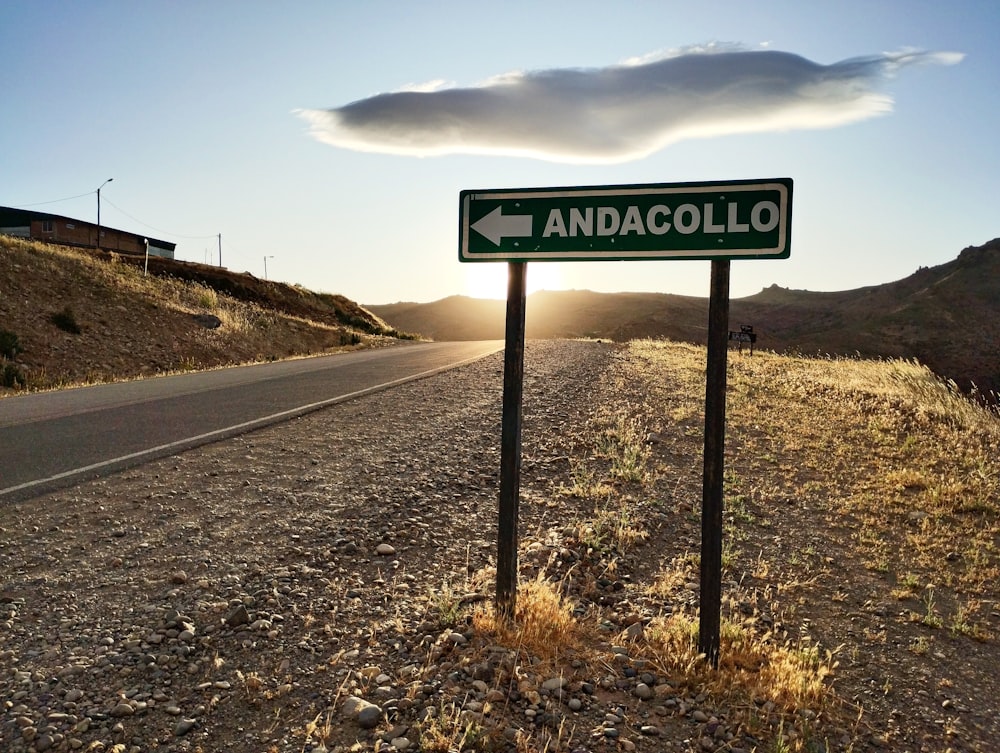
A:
[2,1,996,304]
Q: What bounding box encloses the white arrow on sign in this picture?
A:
[470,206,533,246]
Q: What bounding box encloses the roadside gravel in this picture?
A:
[5,338,997,753]
[0,339,630,753]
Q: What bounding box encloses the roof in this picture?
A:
[0,205,176,250]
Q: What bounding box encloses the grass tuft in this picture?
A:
[0,329,21,359]
[473,575,585,667]
[1,362,26,388]
[50,305,82,334]
[594,410,650,483]
[641,610,838,738]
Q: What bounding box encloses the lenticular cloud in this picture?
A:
[297,47,962,164]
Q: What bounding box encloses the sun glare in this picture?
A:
[463,263,565,299]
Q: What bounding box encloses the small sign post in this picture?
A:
[728,325,757,354]
[497,262,526,622]
[459,179,792,662]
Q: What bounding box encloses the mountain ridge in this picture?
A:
[369,238,1000,397]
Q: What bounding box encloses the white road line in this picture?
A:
[0,351,495,499]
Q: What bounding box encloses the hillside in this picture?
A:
[735,239,1000,395]
[0,237,410,395]
[369,238,1000,398]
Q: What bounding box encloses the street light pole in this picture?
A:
[95,178,113,249]
[264,255,274,280]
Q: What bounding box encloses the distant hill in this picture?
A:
[369,290,710,343]
[369,238,1000,398]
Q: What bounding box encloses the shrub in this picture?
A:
[0,329,21,360]
[382,327,420,341]
[50,306,82,334]
[1,362,25,388]
[196,285,219,310]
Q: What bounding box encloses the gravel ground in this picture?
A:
[4,338,997,753]
[1,339,646,753]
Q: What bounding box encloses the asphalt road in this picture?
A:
[0,340,503,503]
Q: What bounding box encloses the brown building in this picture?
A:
[0,206,175,259]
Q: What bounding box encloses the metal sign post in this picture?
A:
[728,325,757,354]
[459,179,792,658]
[700,260,730,667]
[497,262,526,622]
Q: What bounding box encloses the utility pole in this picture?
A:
[95,178,113,249]
[217,233,222,267]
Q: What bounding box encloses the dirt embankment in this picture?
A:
[0,237,411,395]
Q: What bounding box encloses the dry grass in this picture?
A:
[416,702,493,752]
[593,408,651,483]
[402,576,586,752]
[715,344,1000,610]
[572,498,649,558]
[473,575,587,668]
[0,236,387,394]
[518,338,1000,750]
[641,610,837,713]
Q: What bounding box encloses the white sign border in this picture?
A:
[459,180,791,262]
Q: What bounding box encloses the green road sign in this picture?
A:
[459,178,792,262]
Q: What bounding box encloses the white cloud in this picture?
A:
[396,79,453,93]
[297,47,962,164]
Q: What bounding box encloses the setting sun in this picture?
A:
[463,263,565,300]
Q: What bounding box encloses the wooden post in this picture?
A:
[497,261,527,623]
[699,259,730,667]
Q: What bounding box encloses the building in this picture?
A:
[0,206,176,259]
